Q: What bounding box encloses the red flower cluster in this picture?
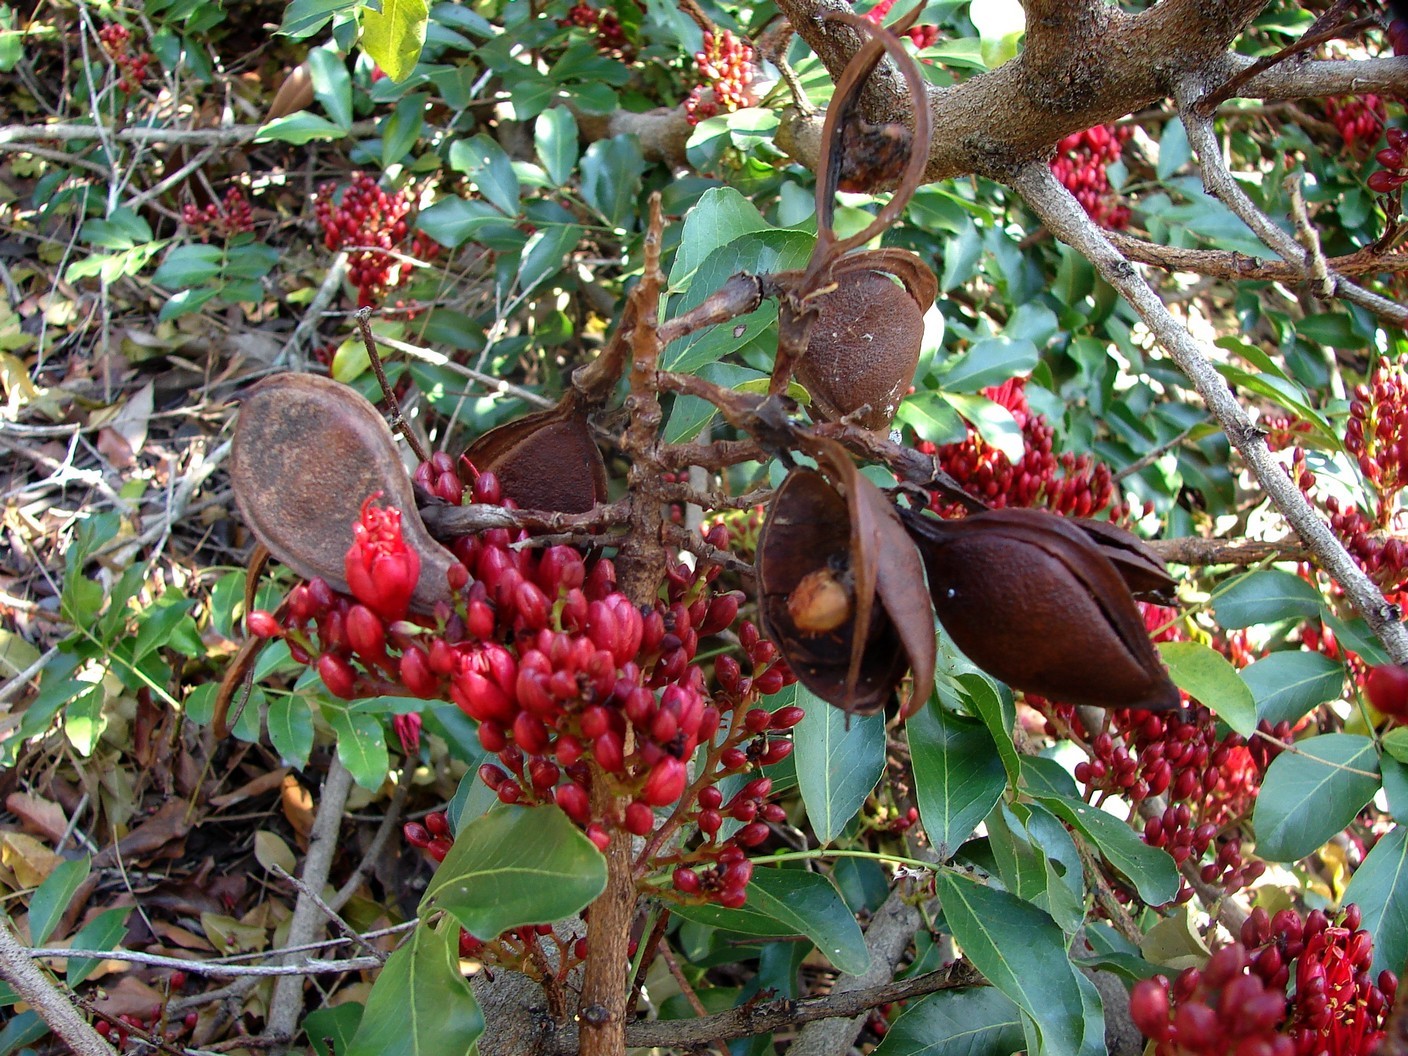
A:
[251,460,800,912]
[861,0,940,49]
[685,30,759,126]
[1326,95,1386,153]
[559,2,630,56]
[98,23,151,94]
[1130,905,1398,1056]
[1346,355,1408,527]
[917,378,1129,519]
[1369,128,1408,194]
[94,1009,198,1053]
[1051,124,1132,229]
[312,172,440,307]
[182,186,255,243]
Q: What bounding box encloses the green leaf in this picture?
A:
[907,700,1006,859]
[1382,756,1408,823]
[1342,824,1408,978]
[29,855,90,946]
[360,0,428,82]
[81,207,153,249]
[421,805,606,938]
[306,1002,364,1056]
[255,112,349,144]
[517,225,581,295]
[989,802,1084,933]
[580,134,644,229]
[942,392,1024,463]
[933,870,1089,1056]
[793,685,885,844]
[1157,641,1256,736]
[897,391,969,446]
[267,695,314,768]
[307,47,352,130]
[324,704,389,790]
[449,134,520,217]
[1156,118,1191,180]
[381,92,426,167]
[159,286,221,320]
[668,186,770,293]
[1037,794,1179,906]
[416,197,506,249]
[939,336,1038,393]
[671,867,870,976]
[1253,733,1381,862]
[67,906,131,986]
[1212,569,1322,629]
[534,107,579,187]
[0,1010,49,1056]
[1385,727,1408,765]
[344,922,482,1056]
[960,674,1021,786]
[1241,651,1344,727]
[280,0,358,38]
[871,985,1024,1056]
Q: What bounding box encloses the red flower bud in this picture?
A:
[555,782,590,823]
[624,801,655,835]
[246,609,283,638]
[400,645,438,698]
[345,495,421,621]
[318,653,358,699]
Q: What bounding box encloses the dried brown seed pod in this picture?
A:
[757,442,935,716]
[464,395,607,514]
[796,250,937,431]
[230,373,457,613]
[1071,518,1178,602]
[899,506,1180,711]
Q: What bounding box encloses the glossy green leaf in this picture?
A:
[668,186,770,293]
[1342,823,1408,978]
[255,112,349,144]
[450,134,520,217]
[793,685,886,844]
[943,392,1024,462]
[1157,641,1256,736]
[324,704,390,790]
[959,674,1021,786]
[939,336,1038,393]
[1037,794,1179,906]
[988,801,1084,933]
[306,1002,364,1056]
[517,224,581,295]
[1241,651,1344,727]
[871,985,1024,1056]
[1381,756,1408,822]
[1385,727,1408,765]
[580,134,644,229]
[933,871,1089,1056]
[380,92,427,167]
[344,922,482,1056]
[1253,734,1381,862]
[897,390,969,446]
[280,0,357,38]
[267,695,314,769]
[0,1010,48,1056]
[307,47,352,130]
[67,906,131,986]
[907,700,1005,859]
[421,805,606,938]
[361,0,428,82]
[534,106,579,187]
[153,244,223,288]
[416,197,507,248]
[1213,569,1322,629]
[29,854,90,946]
[671,866,870,976]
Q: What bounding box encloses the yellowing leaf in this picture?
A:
[361,0,428,83]
[254,830,297,875]
[1,832,62,890]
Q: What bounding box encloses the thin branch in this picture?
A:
[357,308,430,464]
[1011,161,1408,664]
[0,119,378,147]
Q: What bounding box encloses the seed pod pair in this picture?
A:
[756,441,935,717]
[899,506,1181,712]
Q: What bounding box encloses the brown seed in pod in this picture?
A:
[757,442,935,717]
[464,396,607,514]
[796,250,937,431]
[899,506,1181,711]
[230,373,458,614]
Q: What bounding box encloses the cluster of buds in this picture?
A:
[1291,448,1408,606]
[251,461,800,912]
[685,29,760,125]
[1346,355,1408,524]
[708,504,767,565]
[558,2,630,56]
[1369,127,1408,194]
[95,1009,198,1052]
[861,0,940,48]
[917,378,1129,520]
[1050,124,1132,229]
[181,186,256,242]
[1326,95,1386,153]
[98,23,151,94]
[312,172,440,307]
[1130,905,1398,1056]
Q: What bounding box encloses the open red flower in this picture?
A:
[345,493,421,622]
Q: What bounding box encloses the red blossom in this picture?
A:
[345,493,421,621]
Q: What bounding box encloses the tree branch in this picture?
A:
[0,915,115,1056]
[1011,161,1408,664]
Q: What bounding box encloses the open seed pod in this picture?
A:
[230,373,457,614]
[795,249,937,430]
[899,505,1181,711]
[1071,517,1178,602]
[464,394,607,513]
[757,442,935,716]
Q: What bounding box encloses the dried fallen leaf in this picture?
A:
[281,773,315,840]
[5,792,71,845]
[254,830,297,875]
[1,831,62,889]
[209,767,290,809]
[93,799,192,868]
